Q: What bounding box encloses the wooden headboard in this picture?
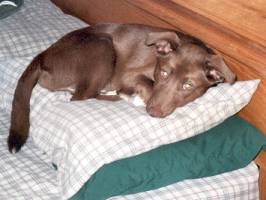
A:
[51,0,266,199]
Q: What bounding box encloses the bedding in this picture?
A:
[0,0,261,199]
[71,116,266,200]
[0,110,60,199]
[27,79,259,200]
[0,112,260,199]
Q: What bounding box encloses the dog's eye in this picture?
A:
[182,81,194,90]
[160,69,169,79]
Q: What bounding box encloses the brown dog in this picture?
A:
[8,23,236,153]
[92,24,235,116]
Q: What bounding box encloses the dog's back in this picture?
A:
[8,30,116,153]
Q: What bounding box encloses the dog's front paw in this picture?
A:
[7,130,26,153]
[131,95,146,107]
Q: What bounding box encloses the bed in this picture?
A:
[0,0,265,199]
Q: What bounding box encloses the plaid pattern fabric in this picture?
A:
[0,0,87,59]
[0,110,260,200]
[0,110,60,200]
[0,0,260,199]
[28,80,259,199]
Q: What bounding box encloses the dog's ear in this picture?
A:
[145,32,180,55]
[205,55,236,84]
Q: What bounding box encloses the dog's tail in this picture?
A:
[8,55,42,153]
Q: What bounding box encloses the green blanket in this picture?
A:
[70,116,266,200]
[0,0,23,19]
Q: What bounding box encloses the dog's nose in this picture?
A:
[147,106,163,118]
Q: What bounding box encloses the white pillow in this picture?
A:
[0,0,87,59]
[27,79,259,199]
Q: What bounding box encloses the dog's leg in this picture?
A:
[70,82,98,101]
[96,88,121,101]
[135,75,154,104]
[96,94,121,101]
[71,68,114,101]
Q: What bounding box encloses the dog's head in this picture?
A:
[145,31,236,117]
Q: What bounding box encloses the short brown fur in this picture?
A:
[8,23,235,153]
